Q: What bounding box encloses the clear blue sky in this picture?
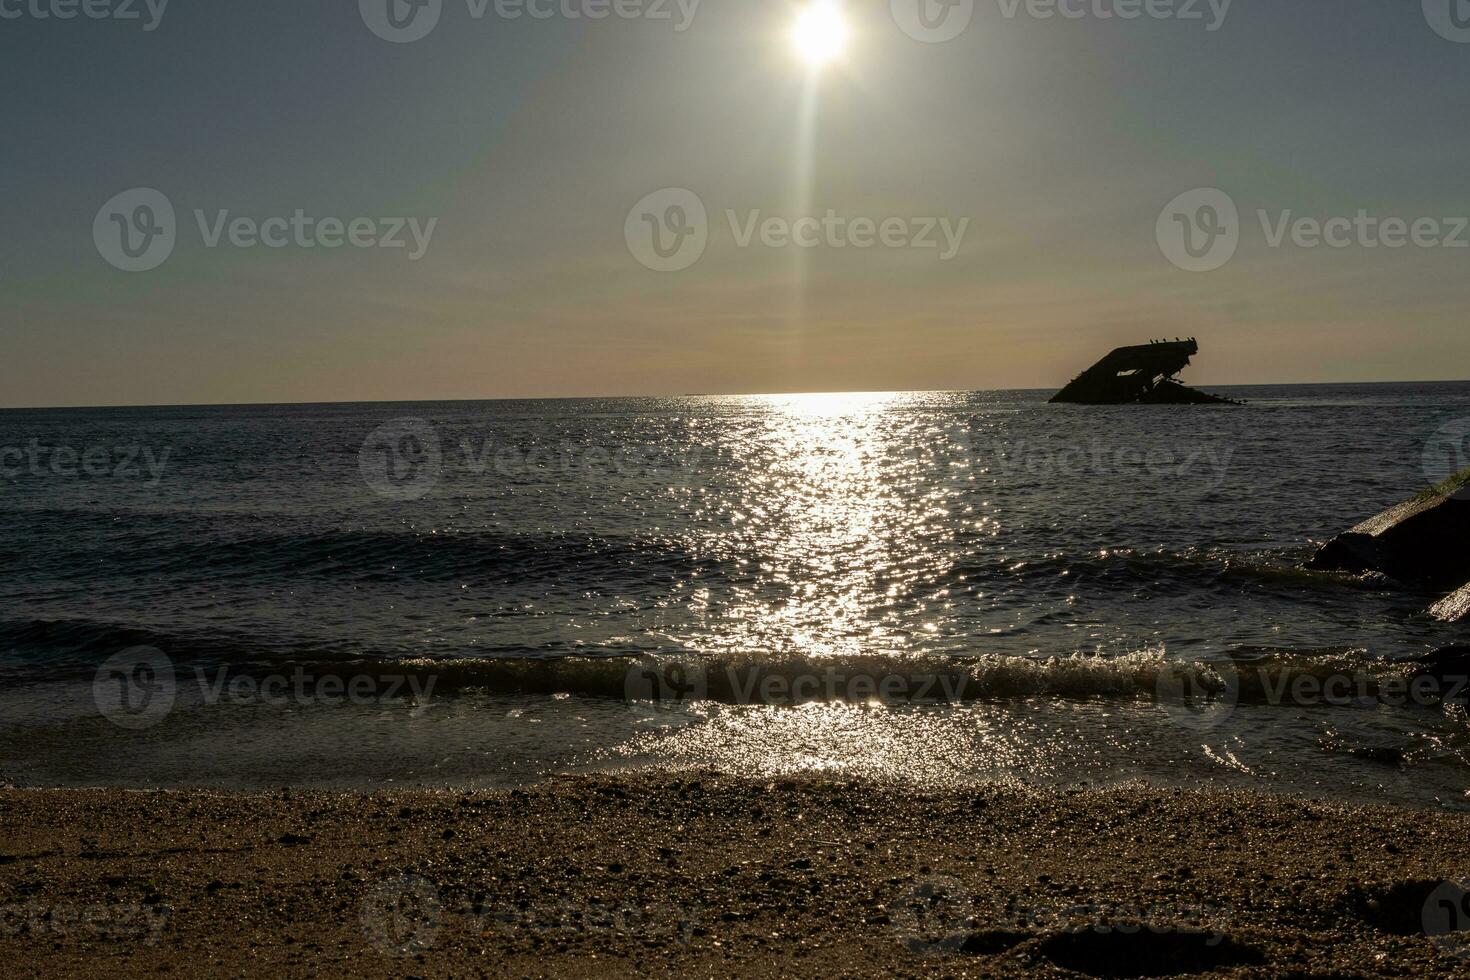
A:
[3,1,1468,406]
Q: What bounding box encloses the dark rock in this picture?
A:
[1413,646,1470,703]
[1307,481,1470,588]
[1345,745,1409,767]
[956,929,1028,955]
[1344,878,1449,935]
[1036,928,1263,976]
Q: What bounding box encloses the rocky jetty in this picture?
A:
[1430,583,1470,623]
[1307,470,1470,619]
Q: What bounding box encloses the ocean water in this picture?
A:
[4,383,1470,807]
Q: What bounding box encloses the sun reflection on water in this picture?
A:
[677,392,963,661]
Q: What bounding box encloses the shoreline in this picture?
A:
[4,775,1470,976]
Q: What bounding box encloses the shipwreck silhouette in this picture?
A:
[1049,338,1239,405]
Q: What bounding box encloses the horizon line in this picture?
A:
[3,378,1470,412]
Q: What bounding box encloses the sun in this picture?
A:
[791,2,849,69]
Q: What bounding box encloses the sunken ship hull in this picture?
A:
[1049,339,1238,405]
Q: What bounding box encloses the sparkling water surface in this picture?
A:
[3,383,1470,806]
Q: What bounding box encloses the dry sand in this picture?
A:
[3,774,1470,977]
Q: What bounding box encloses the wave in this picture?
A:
[0,618,192,669]
[8,645,1431,709]
[945,547,1408,595]
[0,614,643,681]
[1,523,727,589]
[4,506,1408,620]
[395,647,1443,706]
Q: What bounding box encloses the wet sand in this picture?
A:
[3,774,1470,977]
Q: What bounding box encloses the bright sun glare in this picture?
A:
[792,2,849,68]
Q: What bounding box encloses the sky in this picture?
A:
[2,0,1468,407]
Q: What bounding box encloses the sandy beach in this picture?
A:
[3,774,1470,977]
